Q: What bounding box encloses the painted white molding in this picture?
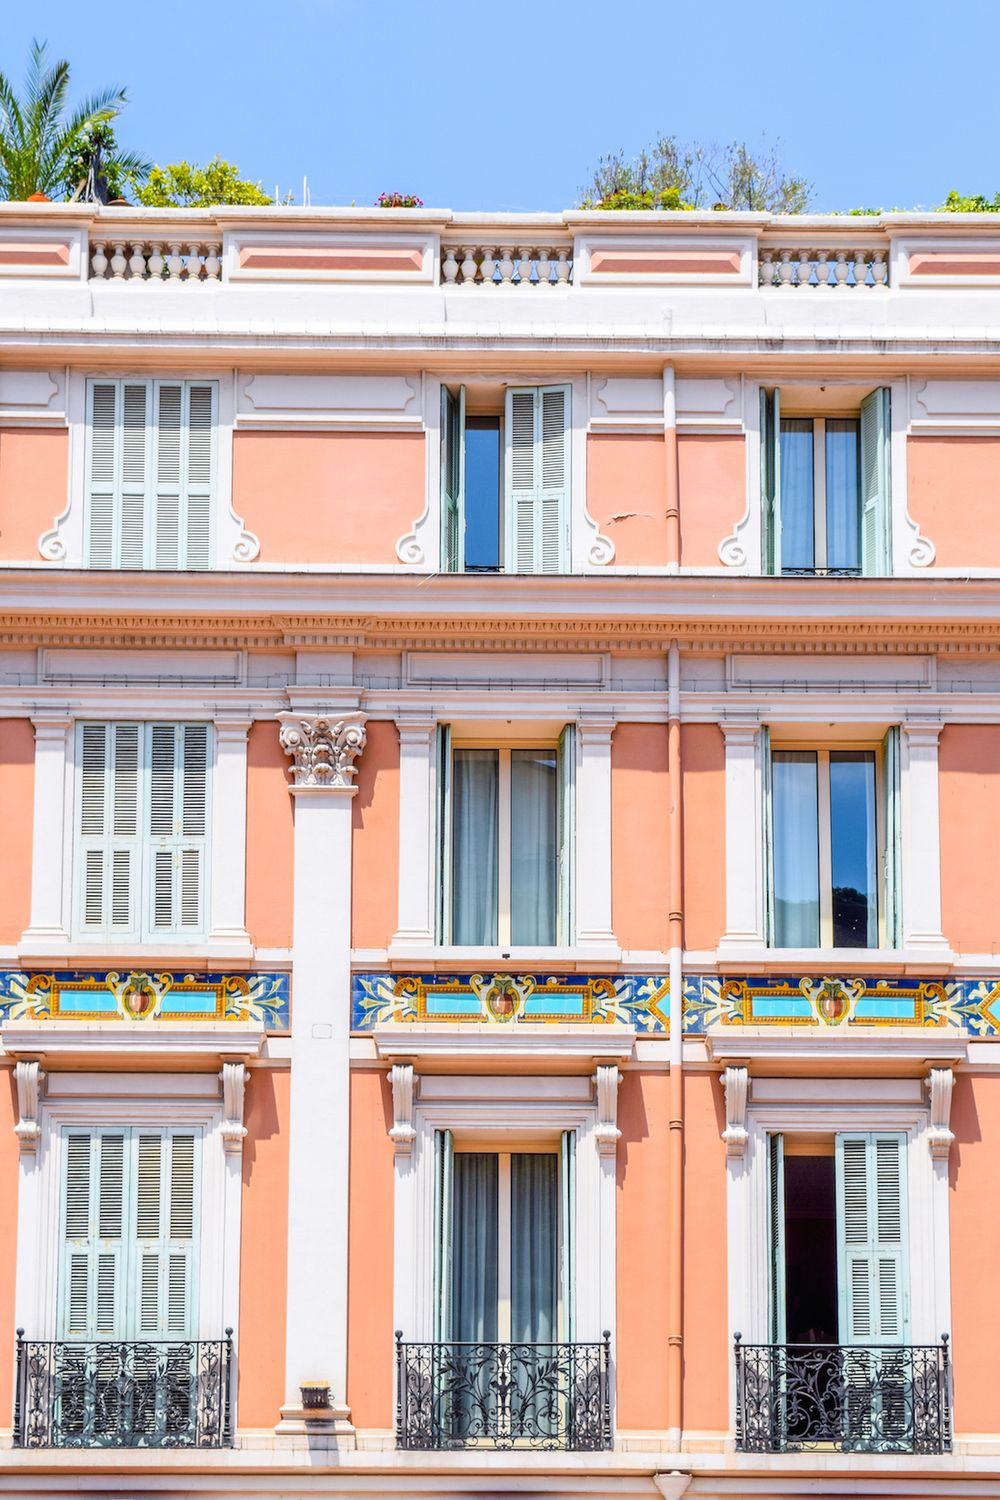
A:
[721,1065,749,1159]
[20,713,72,950]
[717,719,767,953]
[217,371,259,563]
[374,1024,636,1065]
[892,376,935,571]
[395,374,434,565]
[718,376,754,569]
[727,652,935,691]
[707,1029,966,1066]
[388,1064,417,1155]
[577,375,615,568]
[219,1062,249,1154]
[390,713,435,948]
[0,370,65,426]
[277,711,367,790]
[593,1064,622,1157]
[13,1060,45,1153]
[591,374,742,435]
[575,714,616,948]
[911,377,1000,433]
[0,1021,265,1063]
[925,1067,956,1161]
[209,717,252,954]
[900,720,948,954]
[238,373,421,429]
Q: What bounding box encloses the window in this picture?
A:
[60,1127,199,1339]
[441,384,571,574]
[74,722,210,942]
[765,731,899,950]
[437,728,575,946]
[85,378,217,570]
[761,388,890,576]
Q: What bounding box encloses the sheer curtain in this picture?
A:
[451,1154,498,1342]
[825,419,861,572]
[772,751,820,947]
[511,1154,558,1343]
[452,750,498,945]
[779,419,815,572]
[510,751,558,945]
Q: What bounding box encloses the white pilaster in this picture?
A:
[390,713,436,949]
[277,708,366,1442]
[900,719,948,954]
[575,713,616,948]
[717,719,767,953]
[208,716,252,954]
[21,713,72,949]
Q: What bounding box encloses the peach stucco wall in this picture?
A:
[0,1070,17,1423]
[352,720,400,950]
[939,725,1000,955]
[0,720,33,944]
[908,437,1000,568]
[347,1069,395,1428]
[232,430,425,565]
[0,427,67,562]
[587,434,669,566]
[681,723,726,951]
[612,724,670,952]
[950,1073,1000,1433]
[682,1070,728,1432]
[238,1067,290,1429]
[678,434,745,570]
[617,1070,670,1430]
[246,721,294,951]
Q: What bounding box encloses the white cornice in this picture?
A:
[0,1020,265,1063]
[373,1023,636,1064]
[706,1027,967,1066]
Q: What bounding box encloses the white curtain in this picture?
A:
[452,749,498,945]
[772,750,820,947]
[778,419,814,573]
[825,419,861,572]
[510,750,558,945]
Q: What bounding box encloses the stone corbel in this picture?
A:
[593,1064,621,1156]
[721,1065,749,1159]
[14,1060,45,1153]
[925,1066,955,1161]
[388,1064,417,1155]
[277,711,367,791]
[219,1062,249,1154]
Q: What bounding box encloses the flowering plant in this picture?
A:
[376,191,423,208]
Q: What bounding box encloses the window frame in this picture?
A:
[778,413,862,576]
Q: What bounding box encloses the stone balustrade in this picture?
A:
[89,238,223,282]
[440,243,574,287]
[758,245,889,288]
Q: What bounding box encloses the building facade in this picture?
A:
[0,203,998,1500]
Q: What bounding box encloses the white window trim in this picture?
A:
[726,1080,951,1429]
[394,1075,616,1351]
[39,370,258,568]
[14,1073,242,1357]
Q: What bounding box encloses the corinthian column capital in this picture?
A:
[277,711,368,792]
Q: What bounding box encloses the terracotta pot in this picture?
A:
[26,193,49,203]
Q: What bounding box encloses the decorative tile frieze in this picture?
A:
[351,972,669,1031]
[0,970,290,1030]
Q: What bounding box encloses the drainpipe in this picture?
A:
[664,365,680,574]
[666,641,684,1448]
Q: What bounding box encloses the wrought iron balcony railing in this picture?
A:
[14,1331,233,1449]
[395,1333,611,1450]
[734,1335,951,1454]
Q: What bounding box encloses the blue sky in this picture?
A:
[5,0,998,212]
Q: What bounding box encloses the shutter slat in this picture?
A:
[153,849,175,930]
[111,725,139,837]
[86,383,118,568]
[98,1135,125,1237]
[837,1132,908,1346]
[149,725,177,836]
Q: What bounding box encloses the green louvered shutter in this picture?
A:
[147,724,210,939]
[435,724,452,943]
[60,1130,128,1338]
[761,726,774,946]
[860,388,891,577]
[836,1132,908,1345]
[133,1130,199,1339]
[505,386,570,574]
[883,728,901,947]
[75,723,141,940]
[560,1130,576,1341]
[768,1132,786,1344]
[153,382,216,570]
[557,725,576,946]
[85,379,151,570]
[760,388,781,575]
[441,386,466,572]
[433,1129,454,1342]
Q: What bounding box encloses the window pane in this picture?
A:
[830,751,877,948]
[772,751,820,947]
[452,749,498,945]
[826,419,861,573]
[464,417,501,572]
[510,750,557,945]
[451,1153,498,1341]
[779,419,814,573]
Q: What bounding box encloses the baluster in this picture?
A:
[871,249,888,289]
[147,240,165,279]
[441,245,459,284]
[813,249,830,288]
[110,241,128,279]
[517,246,534,286]
[166,243,184,281]
[90,240,108,280]
[127,241,146,280]
[535,247,552,286]
[833,250,850,289]
[459,246,478,285]
[203,243,222,280]
[794,251,813,288]
[554,249,571,284]
[777,249,795,289]
[186,243,203,281]
[852,249,870,287]
[497,246,516,286]
[758,249,776,286]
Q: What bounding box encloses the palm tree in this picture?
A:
[0,39,149,201]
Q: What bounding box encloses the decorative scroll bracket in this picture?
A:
[219,1062,249,1154]
[721,1065,750,1159]
[277,711,367,791]
[593,1064,622,1157]
[14,1060,45,1153]
[925,1066,955,1161]
[388,1063,417,1155]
